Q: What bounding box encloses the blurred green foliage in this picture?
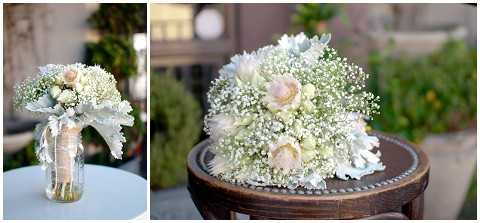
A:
[125,104,146,144]
[4,141,38,171]
[292,3,339,37]
[150,74,202,189]
[369,40,476,142]
[85,3,146,80]
[87,3,146,36]
[85,35,137,80]
[83,3,146,167]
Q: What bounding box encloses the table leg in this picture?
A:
[250,215,269,220]
[402,193,424,219]
[188,187,236,219]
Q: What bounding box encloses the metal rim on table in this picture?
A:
[197,133,420,196]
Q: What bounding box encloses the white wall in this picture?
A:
[3,4,99,119]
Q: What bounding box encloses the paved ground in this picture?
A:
[136,157,477,220]
[150,186,202,220]
[118,157,142,176]
[150,185,250,220]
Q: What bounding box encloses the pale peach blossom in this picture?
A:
[269,135,302,172]
[264,75,302,112]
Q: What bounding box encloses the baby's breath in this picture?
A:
[206,33,381,189]
[14,63,122,111]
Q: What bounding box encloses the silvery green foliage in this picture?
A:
[205,33,383,189]
[16,63,133,168]
[76,101,134,159]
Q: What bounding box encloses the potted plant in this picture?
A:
[150,74,202,189]
[369,40,476,219]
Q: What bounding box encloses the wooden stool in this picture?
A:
[187,132,429,219]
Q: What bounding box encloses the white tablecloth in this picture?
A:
[4,164,147,220]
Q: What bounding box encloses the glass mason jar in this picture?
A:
[45,124,84,202]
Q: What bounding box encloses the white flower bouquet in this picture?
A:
[205,33,384,190]
[15,63,133,201]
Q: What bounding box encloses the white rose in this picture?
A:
[302,83,316,99]
[207,114,238,139]
[292,121,303,138]
[302,149,316,162]
[79,74,88,85]
[301,100,315,112]
[233,53,265,87]
[302,135,316,151]
[264,75,302,112]
[301,134,317,162]
[318,145,334,158]
[75,82,84,92]
[276,110,294,123]
[63,69,77,85]
[50,86,62,99]
[268,135,302,172]
[63,68,83,87]
[56,89,76,105]
[54,75,65,86]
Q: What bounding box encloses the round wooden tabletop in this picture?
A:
[187,132,430,219]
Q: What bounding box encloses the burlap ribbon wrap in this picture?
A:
[30,100,133,171]
[54,125,82,183]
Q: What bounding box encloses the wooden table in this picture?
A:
[187,132,429,220]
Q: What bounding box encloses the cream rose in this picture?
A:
[63,69,83,87]
[50,86,62,99]
[56,89,76,105]
[264,75,302,112]
[301,100,315,112]
[301,134,317,162]
[302,83,316,99]
[234,53,264,87]
[302,135,316,150]
[269,135,302,172]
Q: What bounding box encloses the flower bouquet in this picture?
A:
[205,33,384,190]
[15,63,133,202]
